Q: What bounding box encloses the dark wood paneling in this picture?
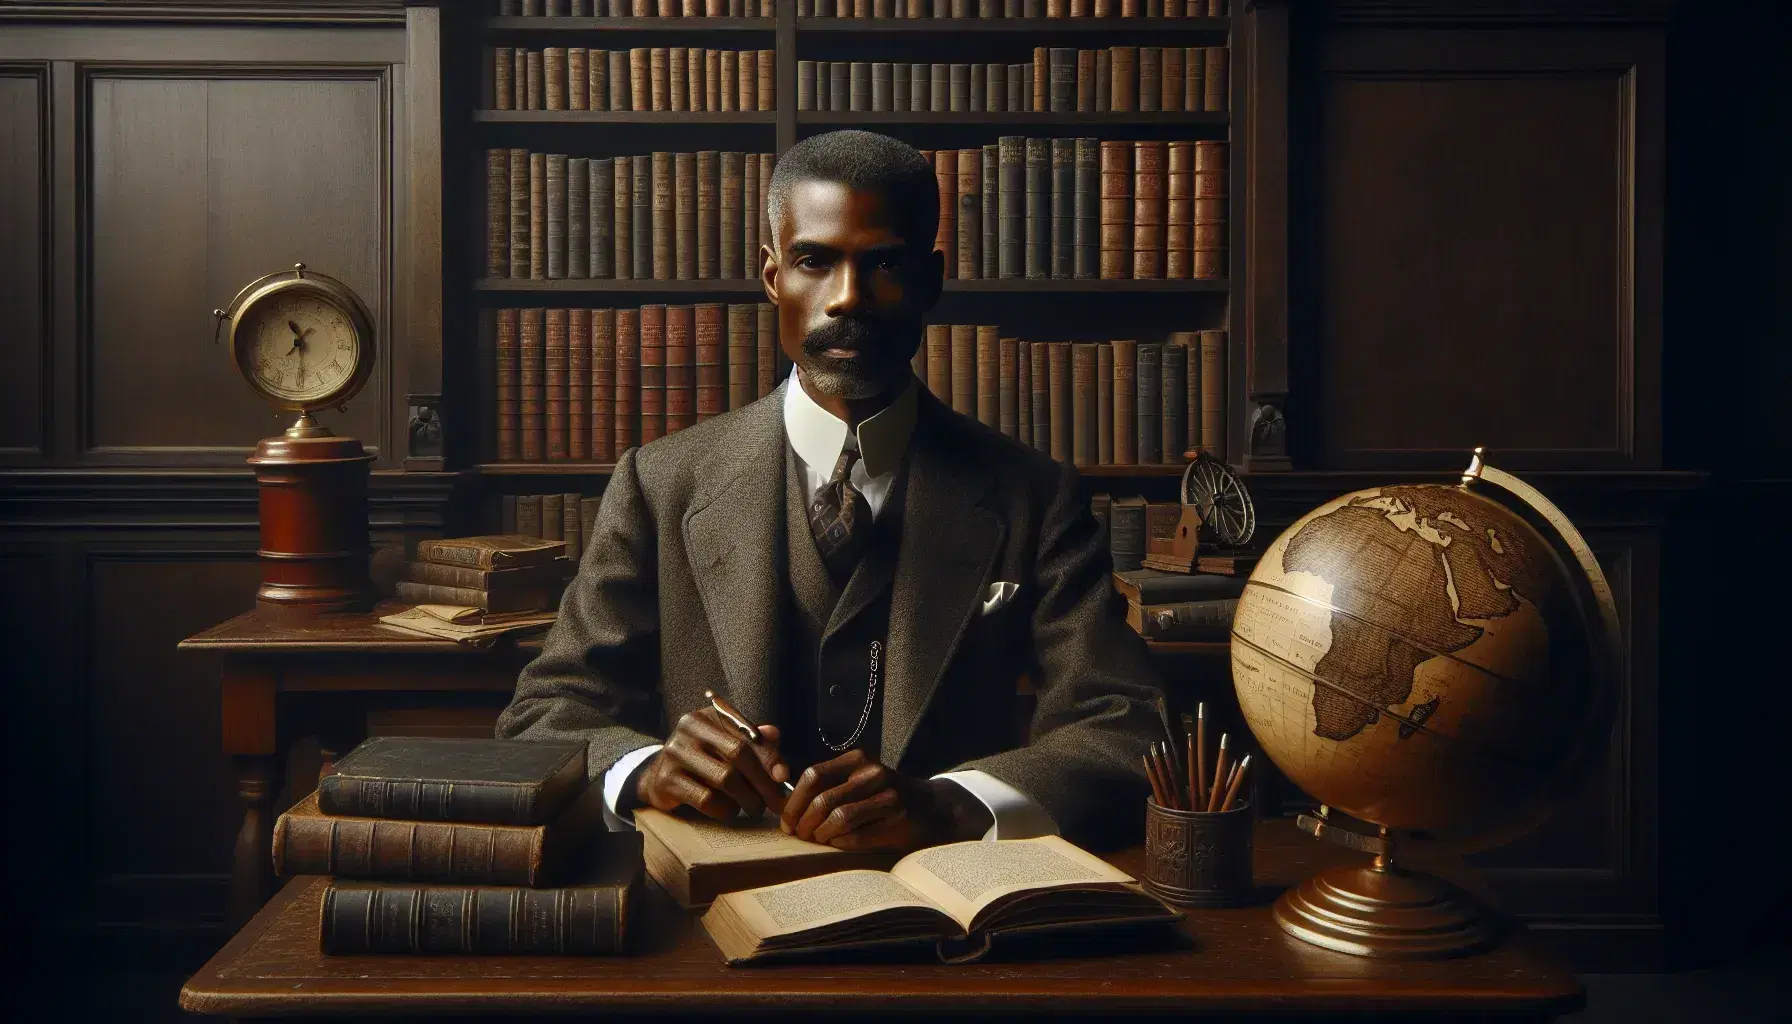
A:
[0,66,49,456]
[86,69,389,460]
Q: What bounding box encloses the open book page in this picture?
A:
[888,835,1136,931]
[635,808,840,865]
[715,869,941,940]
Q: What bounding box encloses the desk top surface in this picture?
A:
[181,821,1582,1019]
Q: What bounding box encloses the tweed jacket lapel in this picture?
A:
[681,382,788,727]
[881,389,1003,768]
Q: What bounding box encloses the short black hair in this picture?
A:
[766,130,939,253]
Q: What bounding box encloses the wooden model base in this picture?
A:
[1273,863,1499,960]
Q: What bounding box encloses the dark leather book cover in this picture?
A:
[570,47,590,111]
[976,325,1000,429]
[1048,48,1075,112]
[581,496,600,552]
[1051,138,1075,279]
[1183,46,1202,113]
[928,63,948,113]
[1112,568,1247,605]
[910,61,929,116]
[516,496,542,539]
[526,49,544,110]
[614,307,640,453]
[969,62,985,112]
[727,303,755,412]
[664,304,694,433]
[985,63,1003,113]
[1024,138,1049,279]
[1160,45,1182,112]
[950,62,970,112]
[1199,328,1225,457]
[1168,330,1199,453]
[695,302,725,422]
[1097,341,1114,464]
[814,60,828,111]
[1071,342,1096,467]
[569,156,590,279]
[630,154,652,279]
[1098,140,1131,279]
[798,59,816,111]
[486,149,509,277]
[513,47,528,111]
[612,156,632,280]
[591,308,616,462]
[1160,337,1187,461]
[544,308,569,459]
[562,490,583,561]
[393,579,558,614]
[318,737,588,826]
[1075,49,1094,112]
[721,151,743,280]
[933,149,957,278]
[1166,141,1193,278]
[1204,44,1227,112]
[589,47,610,111]
[1015,339,1031,444]
[997,136,1024,278]
[950,324,976,418]
[756,154,773,275]
[569,307,590,459]
[851,60,872,111]
[1137,46,1160,112]
[529,152,547,278]
[495,309,520,460]
[493,48,513,112]
[508,148,530,278]
[1135,342,1162,463]
[591,158,614,278]
[546,153,568,279]
[1132,141,1168,280]
[319,832,641,955]
[1136,598,1238,641]
[651,151,674,280]
[755,303,778,398]
[892,62,910,112]
[998,336,1019,441]
[674,151,697,280]
[1111,338,1137,464]
[1074,137,1099,279]
[609,49,629,111]
[1109,46,1136,113]
[541,493,564,542]
[720,49,739,111]
[1006,62,1024,112]
[869,60,892,111]
[520,308,546,460]
[638,303,667,443]
[925,324,951,407]
[831,60,850,112]
[957,148,981,280]
[1047,341,1072,462]
[546,47,568,111]
[1028,340,1050,453]
[416,533,563,571]
[1109,495,1146,573]
[1095,48,1110,111]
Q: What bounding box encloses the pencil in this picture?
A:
[1207,733,1232,812]
[1155,697,1183,780]
[1195,703,1208,807]
[1186,733,1198,811]
[1219,754,1251,811]
[1143,752,1169,808]
[1150,743,1182,810]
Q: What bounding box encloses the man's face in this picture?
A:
[762,180,943,400]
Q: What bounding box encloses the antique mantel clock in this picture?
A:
[214,263,377,616]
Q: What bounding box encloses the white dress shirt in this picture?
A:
[602,368,1056,841]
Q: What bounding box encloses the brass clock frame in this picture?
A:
[212,263,376,439]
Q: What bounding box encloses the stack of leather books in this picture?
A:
[395,534,570,613]
[272,737,639,955]
[1112,567,1245,642]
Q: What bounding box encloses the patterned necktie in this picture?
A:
[808,446,873,583]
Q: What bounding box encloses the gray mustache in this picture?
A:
[802,318,878,355]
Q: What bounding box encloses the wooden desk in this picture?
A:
[180,822,1584,1021]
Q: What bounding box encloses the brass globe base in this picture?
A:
[1273,864,1498,960]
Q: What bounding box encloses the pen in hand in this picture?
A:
[705,689,797,796]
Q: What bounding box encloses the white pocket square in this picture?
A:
[980,581,1019,616]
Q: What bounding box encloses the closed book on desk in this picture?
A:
[415,534,565,570]
[1129,597,1237,641]
[317,737,587,826]
[701,835,1177,965]
[394,579,559,613]
[319,832,642,955]
[1111,567,1246,606]
[634,807,897,909]
[403,561,559,594]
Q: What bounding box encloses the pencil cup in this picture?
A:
[1142,797,1254,908]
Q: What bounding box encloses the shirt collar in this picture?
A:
[783,366,917,480]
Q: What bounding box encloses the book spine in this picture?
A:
[664,304,695,433]
[727,303,754,411]
[949,324,975,418]
[529,152,547,278]
[274,813,545,886]
[997,336,1019,441]
[797,60,816,111]
[893,62,911,112]
[834,60,852,112]
[721,151,744,280]
[1161,336,1187,461]
[590,48,610,111]
[1095,47,1111,111]
[639,303,667,442]
[1099,140,1131,279]
[580,496,600,554]
[570,47,590,110]
[548,48,569,109]
[986,63,1004,113]
[614,307,640,453]
[320,883,625,955]
[1110,46,1136,112]
[650,46,669,110]
[613,156,632,280]
[1031,47,1046,112]
[1140,599,1238,641]
[957,148,981,280]
[968,61,985,111]
[1006,62,1023,112]
[1047,341,1071,462]
[508,149,530,278]
[975,325,1000,429]
[852,60,872,111]
[1138,46,1160,111]
[692,151,716,280]
[1171,330,1199,454]
[759,49,775,110]
[756,154,772,274]
[1133,140,1166,280]
[695,302,726,422]
[669,46,688,111]
[1111,338,1136,464]
[672,151,695,280]
[1194,140,1227,279]
[1071,342,1095,467]
[486,149,509,277]
[569,157,589,279]
[925,324,951,407]
[929,63,947,113]
[1096,342,1114,464]
[872,61,892,111]
[1160,44,1182,112]
[1109,501,1145,572]
[1166,141,1193,279]
[997,136,1023,279]
[754,302,777,398]
[541,493,563,542]
[933,149,957,278]
[317,776,541,826]
[1199,328,1225,458]
[1075,48,1094,111]
[1135,342,1162,463]
[569,308,590,459]
[981,145,998,279]
[591,308,616,462]
[910,62,928,118]
[1074,138,1098,279]
[740,50,758,116]
[515,496,542,541]
[493,47,514,112]
[610,49,629,112]
[706,49,722,111]
[651,152,674,280]
[1024,138,1048,279]
[1015,339,1031,444]
[1028,341,1050,453]
[1204,44,1227,111]
[1184,46,1202,113]
[546,153,568,279]
[496,309,520,460]
[1048,48,1075,112]
[631,155,652,279]
[950,62,969,112]
[520,308,546,460]
[545,308,569,459]
[1050,138,1074,279]
[561,492,583,561]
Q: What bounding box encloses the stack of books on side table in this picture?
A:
[396,534,571,612]
[272,737,640,955]
[1112,567,1245,642]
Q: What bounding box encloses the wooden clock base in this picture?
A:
[247,430,375,617]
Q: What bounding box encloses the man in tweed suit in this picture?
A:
[498,130,1165,852]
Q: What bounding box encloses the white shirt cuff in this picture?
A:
[932,769,1058,841]
[600,743,662,830]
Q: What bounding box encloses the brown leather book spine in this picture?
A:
[590,48,609,111]
[1135,342,1161,463]
[529,152,547,279]
[1183,46,1203,112]
[614,307,639,453]
[739,49,758,111]
[649,47,669,110]
[1203,45,1227,111]
[516,495,541,538]
[1109,46,1136,112]
[720,151,743,279]
[1111,338,1136,464]
[1076,49,1095,112]
[949,323,975,418]
[520,308,546,460]
[1160,45,1182,112]
[925,324,951,407]
[591,308,615,462]
[1031,47,1047,112]
[629,47,649,112]
[526,49,544,109]
[1096,341,1114,464]
[650,152,673,280]
[610,49,629,111]
[755,303,777,398]
[1094,47,1110,111]
[493,47,514,111]
[1166,141,1193,279]
[756,153,772,257]
[686,46,703,112]
[1028,340,1050,454]
[545,47,567,110]
[998,336,1019,440]
[696,150,718,280]
[1015,340,1031,443]
[1051,138,1074,279]
[759,49,775,110]
[508,148,530,278]
[638,304,666,443]
[720,49,738,111]
[496,309,520,460]
[706,49,722,112]
[742,153,760,276]
[320,882,626,955]
[1024,138,1048,278]
[632,155,651,279]
[546,152,568,279]
[664,304,694,433]
[669,46,688,111]
[562,491,583,561]
[975,325,1000,429]
[545,307,570,459]
[695,303,725,421]
[612,156,632,280]
[997,136,1023,278]
[957,148,981,280]
[1138,46,1160,112]
[1194,140,1226,279]
[1047,341,1072,462]
[1132,140,1166,279]
[1071,342,1098,467]
[1093,0,1111,15]
[933,149,957,278]
[1120,0,1139,14]
[1160,336,1187,462]
[726,303,754,411]
[798,59,816,111]
[673,151,696,280]
[1199,328,1225,457]
[275,810,548,886]
[569,47,590,110]
[569,308,591,460]
[486,149,509,278]
[1099,141,1131,279]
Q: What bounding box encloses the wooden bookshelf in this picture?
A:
[795,16,1230,33]
[794,111,1228,126]
[476,460,1194,476]
[487,16,775,31]
[472,277,1227,293]
[475,110,777,124]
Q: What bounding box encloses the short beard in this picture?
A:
[798,317,911,400]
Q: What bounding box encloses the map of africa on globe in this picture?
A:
[1231,482,1596,839]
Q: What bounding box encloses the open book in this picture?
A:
[633,807,899,908]
[699,835,1180,965]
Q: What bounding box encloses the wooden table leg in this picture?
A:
[222,658,280,931]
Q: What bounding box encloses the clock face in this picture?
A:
[237,289,363,407]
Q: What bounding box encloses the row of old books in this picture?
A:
[923,138,1226,282]
[498,0,772,15]
[483,149,776,281]
[797,0,1227,15]
[500,493,602,563]
[914,326,1226,465]
[1096,493,1256,574]
[796,47,1226,114]
[493,303,788,462]
[394,534,571,613]
[275,737,641,955]
[489,46,776,112]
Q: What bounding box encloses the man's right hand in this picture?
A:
[635,708,791,820]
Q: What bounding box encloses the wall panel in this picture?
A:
[0,67,48,456]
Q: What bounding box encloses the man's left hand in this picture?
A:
[779,750,993,852]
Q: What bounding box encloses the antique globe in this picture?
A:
[1230,450,1620,958]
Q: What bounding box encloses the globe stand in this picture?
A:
[1273,809,1498,959]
